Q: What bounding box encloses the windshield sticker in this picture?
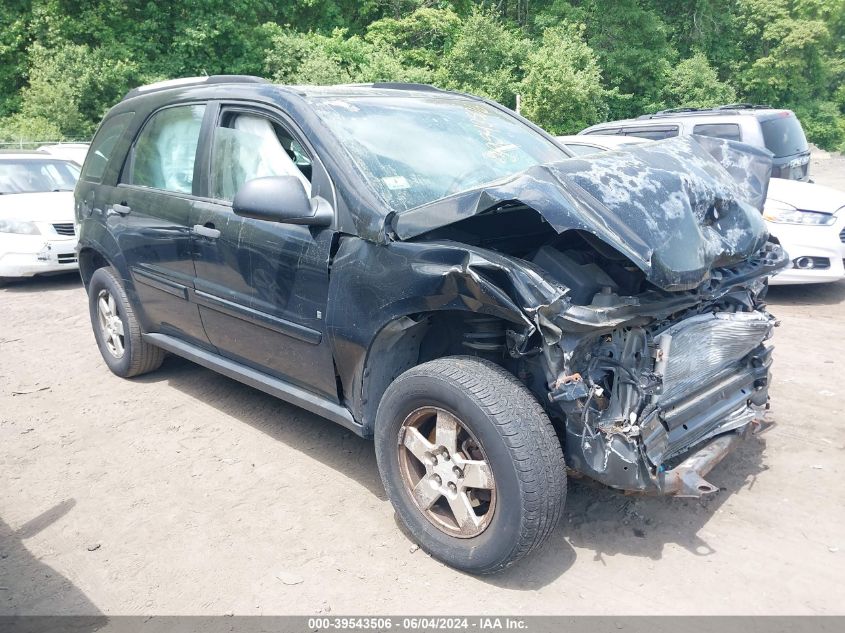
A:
[382,176,410,190]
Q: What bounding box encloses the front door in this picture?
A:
[190,104,338,400]
[112,103,211,347]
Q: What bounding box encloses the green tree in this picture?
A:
[0,41,139,141]
[583,0,678,119]
[436,9,528,108]
[658,52,737,109]
[263,26,428,85]
[520,25,610,134]
[366,7,462,71]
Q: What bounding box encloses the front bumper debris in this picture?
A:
[556,308,775,496]
[657,426,748,497]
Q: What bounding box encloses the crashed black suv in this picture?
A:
[75,76,787,573]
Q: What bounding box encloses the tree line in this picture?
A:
[1,0,843,150]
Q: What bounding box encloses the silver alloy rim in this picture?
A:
[97,289,125,359]
[398,407,496,538]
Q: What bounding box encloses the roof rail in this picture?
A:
[657,107,704,114]
[370,82,445,92]
[716,103,772,110]
[637,107,703,119]
[123,75,268,101]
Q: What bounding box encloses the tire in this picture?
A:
[375,356,566,574]
[87,266,165,378]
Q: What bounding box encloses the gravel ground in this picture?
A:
[1,154,844,616]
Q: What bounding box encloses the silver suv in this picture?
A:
[579,104,811,181]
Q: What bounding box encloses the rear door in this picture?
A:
[188,102,339,400]
[112,103,212,346]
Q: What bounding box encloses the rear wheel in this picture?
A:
[88,266,164,378]
[375,356,566,574]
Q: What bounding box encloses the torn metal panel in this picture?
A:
[326,236,570,426]
[394,136,773,291]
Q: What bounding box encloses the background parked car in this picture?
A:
[578,105,811,182]
[38,142,90,167]
[0,151,80,283]
[763,178,845,284]
[557,134,845,285]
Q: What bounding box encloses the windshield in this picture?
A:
[0,159,80,194]
[313,96,569,211]
[760,114,808,157]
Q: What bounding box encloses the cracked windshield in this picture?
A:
[315,96,568,211]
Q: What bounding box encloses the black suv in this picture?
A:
[75,76,787,573]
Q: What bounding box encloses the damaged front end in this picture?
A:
[386,135,788,496]
[548,305,775,496]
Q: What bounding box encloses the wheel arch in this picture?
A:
[77,233,132,291]
[356,308,528,437]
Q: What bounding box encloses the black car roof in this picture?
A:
[121,75,467,104]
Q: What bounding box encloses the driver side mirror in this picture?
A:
[232,176,331,226]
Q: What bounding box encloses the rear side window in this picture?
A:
[564,143,603,156]
[584,128,621,136]
[623,126,679,140]
[693,123,741,141]
[81,112,133,182]
[129,104,205,194]
[760,115,809,157]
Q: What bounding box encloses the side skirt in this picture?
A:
[143,333,364,437]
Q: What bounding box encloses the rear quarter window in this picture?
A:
[692,123,742,141]
[81,112,134,182]
[623,126,679,140]
[584,128,621,136]
[564,144,603,156]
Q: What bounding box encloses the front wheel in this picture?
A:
[375,356,566,574]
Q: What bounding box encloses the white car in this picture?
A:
[37,143,90,167]
[0,152,80,282]
[558,134,845,285]
[763,178,845,285]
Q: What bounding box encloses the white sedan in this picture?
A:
[558,134,845,285]
[0,152,80,282]
[763,178,845,284]
[38,143,90,167]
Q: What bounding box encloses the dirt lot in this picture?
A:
[2,154,844,616]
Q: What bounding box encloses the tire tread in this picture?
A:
[383,355,566,574]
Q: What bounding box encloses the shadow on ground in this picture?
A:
[135,355,386,500]
[0,273,82,294]
[766,279,845,306]
[0,500,104,623]
[134,353,768,590]
[484,432,767,589]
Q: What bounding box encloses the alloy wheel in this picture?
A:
[398,407,496,538]
[96,288,125,359]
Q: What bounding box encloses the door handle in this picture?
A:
[192,223,221,239]
[110,203,131,216]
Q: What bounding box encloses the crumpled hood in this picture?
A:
[393,136,773,291]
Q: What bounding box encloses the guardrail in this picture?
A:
[0,139,90,149]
